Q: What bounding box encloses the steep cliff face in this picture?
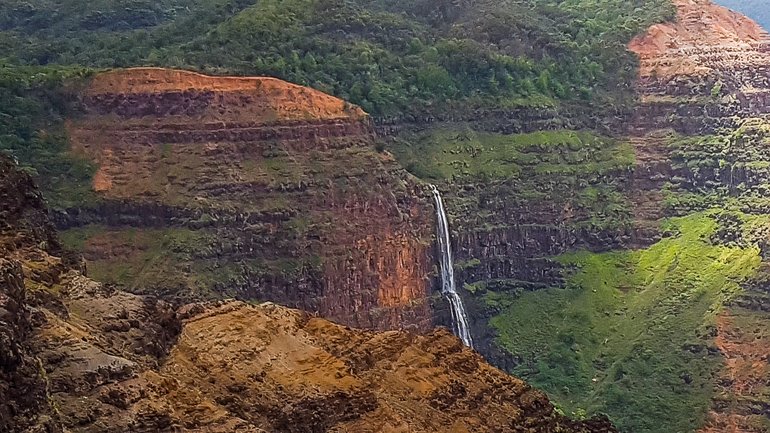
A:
[0,152,178,433]
[386,1,770,431]
[628,2,770,431]
[0,153,63,432]
[60,68,434,332]
[0,152,617,433]
[389,126,638,368]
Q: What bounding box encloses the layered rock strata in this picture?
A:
[62,68,434,331]
[629,1,770,430]
[0,153,617,433]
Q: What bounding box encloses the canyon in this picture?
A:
[388,0,770,430]
[3,0,770,431]
[0,151,616,432]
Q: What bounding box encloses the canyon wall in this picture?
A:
[629,1,770,431]
[386,1,770,430]
[0,152,617,432]
[61,68,435,331]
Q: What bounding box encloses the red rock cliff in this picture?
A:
[64,68,434,332]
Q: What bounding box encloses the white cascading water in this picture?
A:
[430,185,474,348]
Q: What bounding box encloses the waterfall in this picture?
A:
[430,185,474,348]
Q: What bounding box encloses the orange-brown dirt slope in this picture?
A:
[629,0,770,133]
[1,152,616,433]
[115,300,617,433]
[62,67,434,332]
[629,0,768,80]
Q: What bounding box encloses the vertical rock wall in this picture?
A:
[62,68,435,331]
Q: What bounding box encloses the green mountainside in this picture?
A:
[1,0,673,116]
[5,1,770,432]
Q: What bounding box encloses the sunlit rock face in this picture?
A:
[62,67,435,332]
[714,0,770,32]
[630,0,770,135]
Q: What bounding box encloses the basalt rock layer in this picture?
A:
[0,153,617,433]
[0,153,179,433]
[625,1,770,431]
[61,68,434,332]
[630,0,770,135]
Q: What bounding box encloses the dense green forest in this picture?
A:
[0,0,674,116]
[0,0,676,205]
[0,63,96,207]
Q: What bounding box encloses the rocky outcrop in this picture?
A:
[0,258,61,433]
[629,0,770,136]
[1,153,63,433]
[625,0,770,239]
[0,153,615,433]
[88,300,615,433]
[62,68,434,332]
[0,153,176,433]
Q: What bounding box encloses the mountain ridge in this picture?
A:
[715,0,770,31]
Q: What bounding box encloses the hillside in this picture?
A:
[388,0,770,431]
[0,0,674,116]
[4,0,770,433]
[0,151,617,433]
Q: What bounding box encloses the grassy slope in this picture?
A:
[391,128,633,181]
[489,211,762,432]
[390,127,634,230]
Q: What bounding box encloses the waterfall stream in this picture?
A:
[430,185,474,348]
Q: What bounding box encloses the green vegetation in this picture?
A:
[10,2,761,432]
[1,0,674,116]
[664,119,770,215]
[393,127,634,230]
[59,224,324,299]
[489,211,762,433]
[60,225,214,294]
[0,63,97,208]
[392,128,633,181]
